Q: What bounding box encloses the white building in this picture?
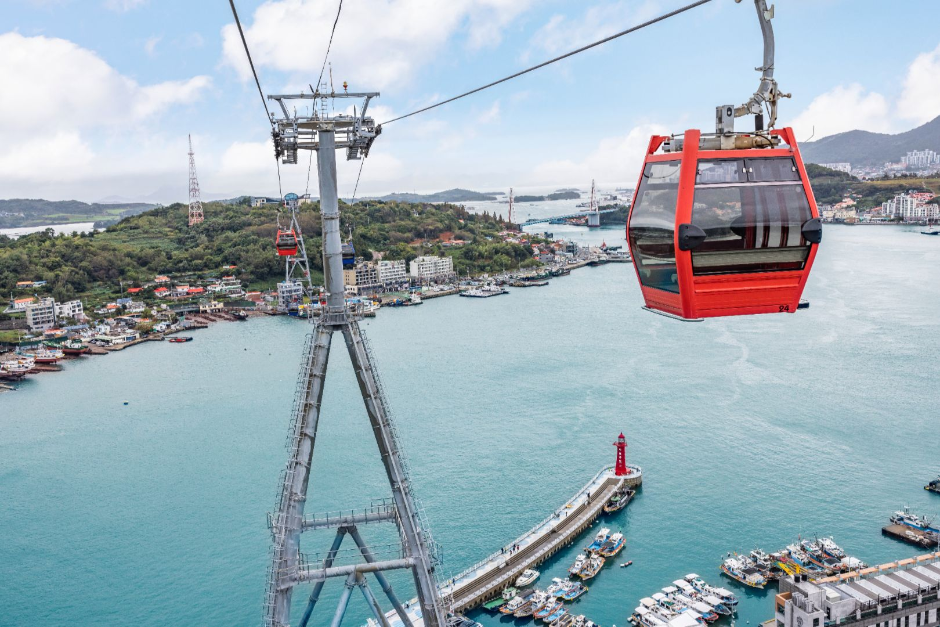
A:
[819,162,852,173]
[25,297,57,332]
[409,256,454,282]
[277,280,304,312]
[882,193,940,220]
[54,300,84,320]
[377,260,407,285]
[902,149,940,168]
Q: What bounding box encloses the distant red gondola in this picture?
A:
[276,229,298,256]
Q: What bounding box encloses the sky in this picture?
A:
[2,0,940,204]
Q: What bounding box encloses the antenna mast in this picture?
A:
[262,89,445,627]
[187,135,204,226]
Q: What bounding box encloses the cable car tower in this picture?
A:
[275,193,315,314]
[187,134,204,226]
[262,88,447,627]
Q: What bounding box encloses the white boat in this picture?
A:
[568,554,587,575]
[516,568,540,587]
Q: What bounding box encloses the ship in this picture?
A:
[585,528,611,552]
[577,555,605,580]
[603,488,634,513]
[459,284,508,298]
[60,340,90,355]
[925,476,940,495]
[598,532,626,558]
[22,347,63,364]
[720,556,766,589]
[891,506,940,534]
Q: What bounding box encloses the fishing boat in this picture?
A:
[603,488,634,513]
[817,537,846,560]
[586,528,611,552]
[633,606,668,627]
[926,476,940,495]
[702,594,731,615]
[578,555,605,580]
[535,599,563,620]
[721,557,766,589]
[799,539,844,573]
[0,361,30,380]
[544,607,568,624]
[168,336,193,343]
[546,578,570,597]
[515,591,547,618]
[482,597,507,612]
[500,595,525,615]
[572,615,598,627]
[891,506,940,533]
[568,554,587,576]
[516,568,540,587]
[460,284,508,298]
[598,532,625,557]
[560,581,587,601]
[551,614,576,627]
[22,348,63,364]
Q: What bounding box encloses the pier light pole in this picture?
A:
[262,89,447,627]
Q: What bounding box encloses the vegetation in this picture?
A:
[0,198,531,307]
[368,188,500,203]
[806,165,939,210]
[0,199,159,229]
[515,191,580,202]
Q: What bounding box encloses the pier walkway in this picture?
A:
[439,463,642,613]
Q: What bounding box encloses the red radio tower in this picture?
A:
[187,134,204,227]
[614,432,630,476]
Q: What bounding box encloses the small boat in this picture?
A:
[22,348,63,364]
[598,532,625,557]
[459,284,509,298]
[568,554,587,576]
[232,310,249,320]
[633,606,668,627]
[516,568,540,587]
[560,581,587,601]
[702,594,731,615]
[546,578,570,597]
[721,557,766,589]
[891,506,940,533]
[551,614,575,627]
[168,336,193,343]
[502,586,518,601]
[515,591,545,618]
[482,597,506,612]
[586,528,611,552]
[60,340,90,355]
[603,488,634,513]
[921,226,940,235]
[578,555,605,580]
[535,599,563,620]
[926,475,940,495]
[620,560,634,568]
[544,606,567,624]
[500,596,524,615]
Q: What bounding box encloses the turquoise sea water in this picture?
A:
[2,224,939,627]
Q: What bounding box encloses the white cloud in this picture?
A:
[531,123,669,187]
[103,0,147,12]
[790,84,892,140]
[0,132,95,182]
[0,33,211,136]
[477,100,501,124]
[897,42,940,126]
[220,0,533,89]
[144,35,161,57]
[525,1,658,61]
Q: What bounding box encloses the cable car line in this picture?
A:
[380,0,714,126]
[351,158,365,201]
[315,0,344,97]
[226,0,273,123]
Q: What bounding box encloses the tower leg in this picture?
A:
[300,527,348,627]
[342,322,445,627]
[265,324,334,627]
[330,572,358,627]
[357,573,393,627]
[347,525,414,627]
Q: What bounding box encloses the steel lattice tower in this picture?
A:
[262,90,447,627]
[188,135,204,226]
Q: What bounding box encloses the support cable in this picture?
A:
[316,0,344,95]
[381,0,713,125]
[351,159,365,201]
[227,0,273,122]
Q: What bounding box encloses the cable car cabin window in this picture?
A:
[746,158,800,182]
[629,162,681,293]
[696,160,746,185]
[690,183,812,275]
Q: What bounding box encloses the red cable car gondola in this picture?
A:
[626,0,822,321]
[275,229,298,257]
[626,128,821,320]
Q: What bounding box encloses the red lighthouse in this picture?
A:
[614,432,630,476]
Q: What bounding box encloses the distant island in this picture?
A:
[802,114,940,168]
[515,191,581,202]
[363,188,500,203]
[0,199,160,229]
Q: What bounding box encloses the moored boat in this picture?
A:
[22,348,63,364]
[568,554,587,576]
[535,599,563,620]
[60,339,90,355]
[578,555,605,580]
[482,597,506,612]
[500,595,525,615]
[516,568,540,587]
[168,336,193,343]
[603,488,634,513]
[720,557,766,589]
[926,476,940,495]
[544,606,567,624]
[560,581,588,601]
[598,532,625,557]
[586,528,611,552]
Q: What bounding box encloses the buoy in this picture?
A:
[123,402,129,405]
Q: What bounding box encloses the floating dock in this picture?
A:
[439,463,642,613]
[882,524,940,548]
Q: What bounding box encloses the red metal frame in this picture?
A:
[626,127,821,320]
[276,229,298,257]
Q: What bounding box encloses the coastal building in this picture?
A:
[352,262,381,294]
[774,554,940,627]
[54,300,84,321]
[902,150,940,168]
[277,280,304,312]
[377,260,407,286]
[819,162,853,173]
[882,193,940,220]
[409,256,454,282]
[10,297,36,311]
[25,297,57,332]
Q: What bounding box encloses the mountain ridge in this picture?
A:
[801,115,940,166]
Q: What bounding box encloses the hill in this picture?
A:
[801,115,940,166]
[0,199,159,229]
[369,188,499,203]
[805,164,938,209]
[0,199,535,306]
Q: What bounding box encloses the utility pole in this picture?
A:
[188,135,204,227]
[263,89,447,627]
